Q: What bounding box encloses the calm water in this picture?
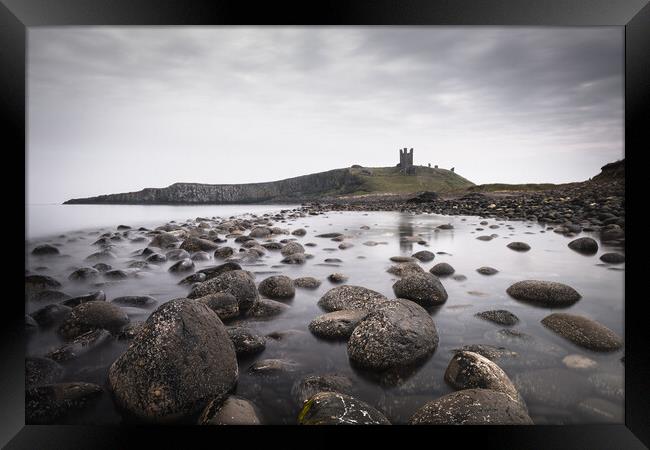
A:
[25,206,625,425]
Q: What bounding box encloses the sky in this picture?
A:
[27,27,624,204]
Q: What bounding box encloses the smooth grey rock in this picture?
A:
[199,396,262,425]
[541,313,622,351]
[568,237,599,255]
[58,301,129,340]
[507,242,531,252]
[392,272,448,307]
[258,275,295,300]
[412,250,435,262]
[507,280,581,307]
[429,262,455,276]
[309,310,368,340]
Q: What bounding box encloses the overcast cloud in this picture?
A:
[28,27,623,204]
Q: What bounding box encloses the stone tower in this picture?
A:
[398,148,415,175]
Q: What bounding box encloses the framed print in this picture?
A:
[2,0,649,448]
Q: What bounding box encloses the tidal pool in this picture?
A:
[25,209,625,425]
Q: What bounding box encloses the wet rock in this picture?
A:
[317,285,389,312]
[179,237,219,253]
[25,357,64,388]
[112,295,156,308]
[476,266,498,275]
[258,275,295,300]
[291,374,354,406]
[541,313,622,351]
[30,290,71,303]
[226,326,266,356]
[62,291,106,307]
[26,382,103,424]
[58,301,130,340]
[292,228,307,236]
[600,252,625,264]
[507,242,531,252]
[179,272,207,285]
[118,321,145,340]
[165,249,190,261]
[31,244,60,256]
[316,233,343,238]
[92,263,112,272]
[31,304,72,327]
[562,354,598,370]
[191,251,211,261]
[281,253,306,264]
[476,235,494,241]
[348,298,438,371]
[444,351,523,405]
[46,329,112,362]
[392,272,448,307]
[506,280,581,307]
[249,227,272,238]
[309,310,367,340]
[188,270,258,313]
[429,262,455,276]
[390,256,416,263]
[104,269,129,280]
[568,237,598,255]
[293,277,321,289]
[199,396,262,425]
[452,274,467,281]
[108,299,238,422]
[280,242,305,256]
[168,258,195,273]
[197,293,239,320]
[25,275,62,294]
[452,344,518,361]
[198,262,242,280]
[214,246,234,259]
[411,250,435,262]
[338,242,354,250]
[475,310,519,326]
[248,358,300,376]
[146,253,167,264]
[85,249,117,261]
[298,392,390,425]
[245,298,289,318]
[409,389,532,425]
[387,262,424,278]
[327,272,348,283]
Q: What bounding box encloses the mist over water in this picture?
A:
[25,206,624,424]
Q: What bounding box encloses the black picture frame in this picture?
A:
[2,0,648,448]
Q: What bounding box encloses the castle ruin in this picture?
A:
[398,148,415,175]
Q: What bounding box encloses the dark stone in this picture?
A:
[180,237,219,252]
[188,270,258,313]
[476,266,498,275]
[25,357,64,388]
[309,310,368,340]
[31,304,72,327]
[31,244,60,256]
[281,253,306,264]
[409,389,532,425]
[429,262,455,276]
[506,280,581,307]
[476,310,519,326]
[199,396,262,425]
[347,298,438,371]
[108,299,238,422]
[30,290,71,303]
[92,263,112,272]
[58,301,130,340]
[392,272,448,307]
[245,298,289,318]
[26,382,103,424]
[293,277,321,289]
[148,232,180,249]
[317,285,388,312]
[62,291,106,307]
[412,250,435,262]
[327,273,348,283]
[112,295,156,308]
[600,252,625,264]
[507,242,531,252]
[46,329,112,362]
[541,313,623,351]
[214,246,234,259]
[104,269,129,280]
[226,326,266,356]
[280,242,305,256]
[197,293,239,320]
[165,249,191,261]
[568,237,599,255]
[146,253,167,264]
[198,262,242,280]
[168,258,195,273]
[298,392,390,425]
[291,374,354,406]
[258,275,295,300]
[178,272,207,285]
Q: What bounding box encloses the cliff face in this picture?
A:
[592,159,624,182]
[64,169,363,205]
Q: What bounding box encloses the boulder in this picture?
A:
[108,299,238,422]
[291,374,354,406]
[309,310,368,340]
[317,285,389,312]
[26,382,103,424]
[197,293,239,320]
[298,392,390,425]
[31,244,60,256]
[199,396,262,425]
[188,270,258,313]
[475,310,519,326]
[506,280,581,307]
[429,262,455,276]
[226,326,266,356]
[541,313,623,351]
[392,272,448,307]
[412,250,435,262]
[258,275,295,300]
[58,301,130,340]
[179,237,219,252]
[568,237,598,255]
[347,298,438,371]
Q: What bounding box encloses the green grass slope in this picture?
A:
[342,166,475,196]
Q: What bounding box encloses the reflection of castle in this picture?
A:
[397,148,415,175]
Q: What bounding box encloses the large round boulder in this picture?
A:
[506,280,581,307]
[188,270,259,313]
[347,298,439,371]
[317,285,389,312]
[179,237,219,252]
[108,299,238,423]
[58,301,129,340]
[568,237,598,255]
[392,272,448,307]
[541,313,623,351]
[298,392,390,425]
[409,389,533,425]
[429,262,455,276]
[258,275,295,300]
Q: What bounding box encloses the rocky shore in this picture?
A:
[25,171,625,425]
